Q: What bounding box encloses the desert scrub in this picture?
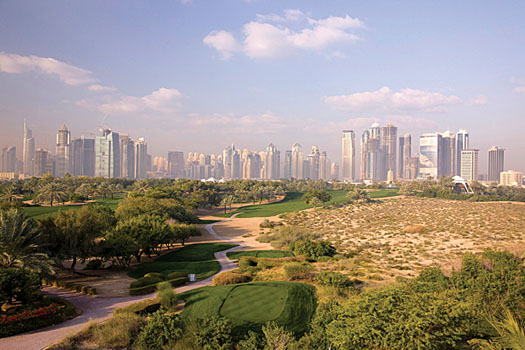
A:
[283,262,315,280]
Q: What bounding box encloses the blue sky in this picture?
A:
[0,0,524,173]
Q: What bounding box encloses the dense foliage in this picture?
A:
[289,239,336,260]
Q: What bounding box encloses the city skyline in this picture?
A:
[0,1,524,173]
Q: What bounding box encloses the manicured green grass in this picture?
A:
[226,250,294,259]
[198,219,222,224]
[128,243,237,280]
[214,189,399,218]
[179,281,317,333]
[23,194,125,220]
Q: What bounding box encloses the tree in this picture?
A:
[53,205,115,271]
[169,224,200,246]
[0,209,54,275]
[220,195,235,213]
[302,189,332,207]
[289,239,336,260]
[36,182,67,206]
[346,189,370,204]
[469,308,525,350]
[115,196,197,224]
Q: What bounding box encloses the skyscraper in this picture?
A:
[34,148,48,177]
[72,137,95,177]
[223,145,236,179]
[23,120,35,176]
[56,124,71,177]
[488,146,505,182]
[95,128,120,178]
[283,150,292,179]
[460,149,479,181]
[330,162,339,180]
[134,138,148,179]
[1,146,16,173]
[440,131,456,177]
[360,123,383,181]
[167,151,184,178]
[306,146,320,180]
[419,133,443,179]
[341,130,355,181]
[263,143,280,180]
[119,135,135,178]
[456,129,469,176]
[291,143,303,179]
[398,134,411,179]
[381,124,397,180]
[319,151,330,180]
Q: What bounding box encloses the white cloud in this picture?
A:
[189,113,289,134]
[79,88,183,115]
[88,84,117,92]
[514,86,525,94]
[324,87,461,113]
[0,51,95,85]
[469,95,488,105]
[203,31,241,60]
[204,11,364,60]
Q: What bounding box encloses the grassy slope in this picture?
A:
[215,189,399,218]
[128,243,237,280]
[226,250,294,259]
[23,194,124,220]
[179,281,316,333]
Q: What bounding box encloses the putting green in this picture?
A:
[219,285,287,322]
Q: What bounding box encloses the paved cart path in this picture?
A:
[0,215,244,350]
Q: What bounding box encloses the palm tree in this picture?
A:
[0,209,54,275]
[36,182,67,206]
[469,308,525,350]
[1,184,20,203]
[346,189,370,204]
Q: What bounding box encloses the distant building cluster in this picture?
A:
[0,120,521,186]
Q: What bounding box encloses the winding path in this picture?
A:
[0,215,244,350]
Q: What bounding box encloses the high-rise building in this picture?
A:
[319,151,330,180]
[1,146,16,173]
[398,134,411,179]
[500,170,522,186]
[23,120,35,176]
[360,123,384,181]
[134,138,148,179]
[381,124,397,180]
[307,146,320,180]
[291,143,303,179]
[456,129,469,175]
[167,151,184,178]
[283,150,292,179]
[34,148,48,177]
[71,137,95,177]
[460,149,479,181]
[331,162,339,180]
[440,131,456,177]
[262,143,280,180]
[341,130,355,181]
[419,133,443,179]
[119,135,135,178]
[488,146,505,182]
[55,124,71,177]
[406,157,419,180]
[223,145,236,179]
[95,128,120,178]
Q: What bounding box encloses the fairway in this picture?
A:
[227,250,293,259]
[128,243,237,280]
[179,281,316,333]
[220,284,287,322]
[215,189,399,218]
[23,194,124,220]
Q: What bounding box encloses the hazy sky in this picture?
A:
[0,0,524,173]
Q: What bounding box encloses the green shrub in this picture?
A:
[193,316,233,350]
[289,240,336,260]
[156,282,178,311]
[239,256,258,271]
[167,271,187,280]
[316,271,352,288]
[284,262,314,280]
[130,276,164,289]
[0,268,41,304]
[143,272,166,280]
[91,312,144,348]
[212,271,252,286]
[114,298,161,316]
[85,259,104,270]
[135,310,183,350]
